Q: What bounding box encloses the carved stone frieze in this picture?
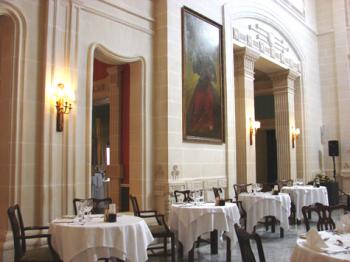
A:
[233,22,301,73]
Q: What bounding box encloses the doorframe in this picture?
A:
[86,43,146,207]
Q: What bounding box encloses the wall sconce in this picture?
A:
[249,118,261,145]
[54,83,72,132]
[291,127,300,148]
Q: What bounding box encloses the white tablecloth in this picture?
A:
[50,215,154,262]
[169,202,240,253]
[291,231,350,262]
[238,192,291,233]
[281,185,329,220]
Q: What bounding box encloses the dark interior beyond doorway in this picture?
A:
[266,130,277,183]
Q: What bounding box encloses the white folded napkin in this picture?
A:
[305,228,328,251]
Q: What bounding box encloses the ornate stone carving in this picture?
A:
[233,21,301,73]
[234,47,260,78]
[270,70,300,94]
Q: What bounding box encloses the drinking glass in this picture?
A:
[297,178,304,186]
[83,199,93,221]
[252,184,256,195]
[256,183,262,193]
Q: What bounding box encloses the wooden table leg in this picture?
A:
[210,229,218,254]
[178,241,183,257]
[280,227,284,238]
[188,246,194,262]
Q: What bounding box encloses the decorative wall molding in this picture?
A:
[100,0,154,23]
[273,0,305,20]
[166,177,228,211]
[80,3,154,35]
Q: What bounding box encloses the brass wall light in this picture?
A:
[249,118,261,145]
[54,83,72,132]
[291,127,300,148]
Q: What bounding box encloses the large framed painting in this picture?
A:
[182,7,224,143]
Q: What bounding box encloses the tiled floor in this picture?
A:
[147,222,306,262]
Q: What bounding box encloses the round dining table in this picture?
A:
[50,214,154,262]
[281,185,328,220]
[169,202,241,255]
[238,192,291,233]
[291,231,350,262]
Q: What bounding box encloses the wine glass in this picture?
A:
[256,183,262,193]
[297,178,304,186]
[252,184,256,195]
[83,199,93,220]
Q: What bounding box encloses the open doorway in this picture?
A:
[254,70,277,184]
[91,57,131,212]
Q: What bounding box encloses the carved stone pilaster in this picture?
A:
[234,48,259,184]
[270,70,300,181]
[270,70,299,94]
[234,48,260,79]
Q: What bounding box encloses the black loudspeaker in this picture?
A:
[328,140,339,156]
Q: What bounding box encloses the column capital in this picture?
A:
[270,69,300,94]
[234,47,260,78]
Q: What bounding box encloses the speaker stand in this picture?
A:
[332,155,336,181]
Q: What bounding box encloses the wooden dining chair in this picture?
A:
[302,202,347,231]
[7,204,61,262]
[212,187,247,229]
[92,198,112,214]
[278,179,293,190]
[129,195,175,262]
[73,198,112,215]
[235,223,266,262]
[73,198,93,215]
[233,183,252,200]
[174,190,194,203]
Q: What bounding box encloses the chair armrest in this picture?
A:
[24,226,49,231]
[152,214,172,233]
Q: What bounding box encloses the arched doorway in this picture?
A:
[88,45,144,211]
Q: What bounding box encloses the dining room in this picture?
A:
[2,0,350,261]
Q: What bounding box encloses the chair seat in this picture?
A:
[21,246,59,262]
[148,224,169,237]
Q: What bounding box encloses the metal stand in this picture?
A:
[332,155,336,181]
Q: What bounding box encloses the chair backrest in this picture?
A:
[278,179,293,190]
[233,184,252,200]
[8,204,26,261]
[302,203,347,231]
[92,198,112,214]
[261,183,274,192]
[212,187,223,199]
[129,195,141,216]
[235,224,265,262]
[73,198,94,215]
[174,190,193,203]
